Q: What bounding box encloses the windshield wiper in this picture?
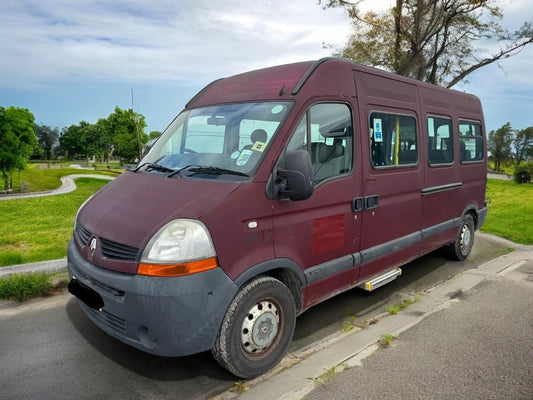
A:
[144,163,175,174]
[187,166,249,177]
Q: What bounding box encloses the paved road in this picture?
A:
[304,259,533,400]
[0,233,512,400]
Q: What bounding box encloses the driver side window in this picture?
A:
[287,103,353,184]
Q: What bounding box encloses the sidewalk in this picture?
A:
[214,235,533,400]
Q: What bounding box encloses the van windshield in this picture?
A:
[138,101,292,180]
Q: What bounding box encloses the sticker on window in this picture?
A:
[373,119,383,142]
[251,141,267,152]
[236,149,253,166]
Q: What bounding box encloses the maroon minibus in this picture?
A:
[68,58,487,378]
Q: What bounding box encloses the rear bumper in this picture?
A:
[67,240,237,357]
[476,206,488,230]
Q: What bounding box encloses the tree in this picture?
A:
[59,122,93,160]
[0,106,37,190]
[514,126,533,165]
[34,124,59,160]
[488,122,513,172]
[99,107,148,163]
[321,0,533,88]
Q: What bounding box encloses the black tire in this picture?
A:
[212,276,296,379]
[448,214,475,261]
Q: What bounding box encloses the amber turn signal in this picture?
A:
[137,257,218,277]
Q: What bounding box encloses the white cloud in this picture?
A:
[0,0,530,132]
[0,0,351,89]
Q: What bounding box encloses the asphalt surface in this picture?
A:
[303,261,533,400]
[2,234,527,400]
[223,241,533,400]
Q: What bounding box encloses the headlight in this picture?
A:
[138,219,218,277]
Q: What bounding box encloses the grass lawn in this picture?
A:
[482,179,533,245]
[8,162,122,193]
[0,178,110,266]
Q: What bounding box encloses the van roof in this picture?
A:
[185,58,481,112]
[186,60,315,108]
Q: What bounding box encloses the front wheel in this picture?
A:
[212,276,296,379]
[448,214,475,261]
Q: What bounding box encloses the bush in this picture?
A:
[514,167,531,184]
[0,273,53,301]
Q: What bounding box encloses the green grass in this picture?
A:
[482,179,533,245]
[0,272,71,301]
[0,178,110,266]
[0,271,69,301]
[7,162,121,193]
[379,333,397,348]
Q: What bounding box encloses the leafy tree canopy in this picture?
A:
[0,106,37,190]
[34,124,59,160]
[321,0,533,87]
[101,107,148,163]
[514,126,533,165]
[57,107,148,163]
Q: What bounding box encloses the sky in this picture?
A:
[0,0,532,134]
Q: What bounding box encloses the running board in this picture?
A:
[360,268,402,292]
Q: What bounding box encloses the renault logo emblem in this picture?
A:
[89,237,97,254]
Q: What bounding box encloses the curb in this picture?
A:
[0,259,68,277]
[213,248,533,400]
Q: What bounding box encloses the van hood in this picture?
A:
[77,171,241,251]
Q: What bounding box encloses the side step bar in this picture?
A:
[360,268,402,292]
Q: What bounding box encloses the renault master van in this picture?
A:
[68,57,487,378]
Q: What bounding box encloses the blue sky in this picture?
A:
[0,0,531,134]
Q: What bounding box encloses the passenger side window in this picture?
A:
[427,116,453,165]
[370,113,417,167]
[287,103,353,184]
[459,121,484,163]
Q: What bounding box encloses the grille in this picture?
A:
[100,238,141,262]
[83,304,127,335]
[76,223,141,262]
[75,223,92,246]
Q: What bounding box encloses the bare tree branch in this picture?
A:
[446,36,533,87]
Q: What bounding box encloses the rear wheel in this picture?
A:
[212,276,296,379]
[448,214,475,261]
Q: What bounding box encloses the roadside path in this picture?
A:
[0,174,114,201]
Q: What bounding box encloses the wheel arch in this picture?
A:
[460,204,480,228]
[233,258,306,315]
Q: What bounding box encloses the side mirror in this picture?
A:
[276,150,314,201]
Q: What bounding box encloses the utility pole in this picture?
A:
[131,88,142,160]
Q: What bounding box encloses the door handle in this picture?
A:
[352,195,379,211]
[365,195,379,210]
[352,197,364,212]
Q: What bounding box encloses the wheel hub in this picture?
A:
[241,300,279,354]
[461,225,471,251]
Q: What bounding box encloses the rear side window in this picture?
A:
[459,121,484,163]
[427,116,453,165]
[370,112,417,167]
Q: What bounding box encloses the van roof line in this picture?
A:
[291,57,340,95]
[185,78,226,109]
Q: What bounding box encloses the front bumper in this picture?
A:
[67,240,238,357]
